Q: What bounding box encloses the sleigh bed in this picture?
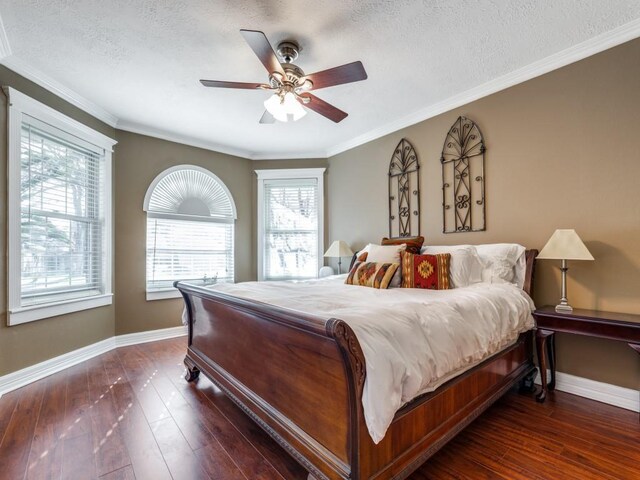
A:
[176,250,538,480]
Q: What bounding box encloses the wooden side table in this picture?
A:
[533,306,640,403]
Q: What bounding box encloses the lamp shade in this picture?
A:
[324,240,353,258]
[537,229,594,261]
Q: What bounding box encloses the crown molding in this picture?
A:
[116,120,254,159]
[0,55,118,127]
[116,120,326,161]
[0,12,11,59]
[326,17,640,158]
[250,150,327,161]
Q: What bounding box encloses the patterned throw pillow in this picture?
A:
[381,236,425,254]
[400,252,451,290]
[345,261,399,289]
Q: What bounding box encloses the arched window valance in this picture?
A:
[144,165,237,220]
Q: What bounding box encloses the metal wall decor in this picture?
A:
[388,138,420,237]
[441,116,486,233]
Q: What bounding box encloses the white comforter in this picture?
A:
[186,276,535,443]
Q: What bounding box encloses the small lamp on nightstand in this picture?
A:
[323,240,353,274]
[537,229,594,313]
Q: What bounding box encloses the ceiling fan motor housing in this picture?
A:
[276,41,299,63]
[269,63,311,90]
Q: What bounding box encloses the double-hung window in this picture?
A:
[144,165,236,300]
[6,87,116,325]
[256,168,324,281]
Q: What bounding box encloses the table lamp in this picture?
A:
[323,240,353,274]
[537,229,594,313]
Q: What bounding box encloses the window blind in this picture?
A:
[144,167,236,294]
[263,178,319,280]
[20,122,104,306]
[146,216,234,290]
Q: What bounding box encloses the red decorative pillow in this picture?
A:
[400,252,451,290]
[381,236,424,254]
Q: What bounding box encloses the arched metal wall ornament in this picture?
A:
[388,139,420,237]
[441,116,486,233]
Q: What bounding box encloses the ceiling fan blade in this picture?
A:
[298,93,348,123]
[200,79,271,89]
[304,61,367,90]
[259,110,276,124]
[240,29,286,78]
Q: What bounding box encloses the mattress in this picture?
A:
[186,275,535,443]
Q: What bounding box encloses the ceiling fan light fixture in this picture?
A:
[264,93,288,122]
[283,91,306,121]
[264,91,306,122]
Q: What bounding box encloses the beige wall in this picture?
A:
[328,38,640,389]
[0,66,116,376]
[112,136,328,336]
[113,131,254,335]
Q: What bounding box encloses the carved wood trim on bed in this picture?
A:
[176,249,538,480]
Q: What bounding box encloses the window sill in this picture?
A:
[146,289,183,301]
[8,293,113,326]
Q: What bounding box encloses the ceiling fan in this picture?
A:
[200,29,368,124]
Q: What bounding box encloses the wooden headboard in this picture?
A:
[523,249,538,298]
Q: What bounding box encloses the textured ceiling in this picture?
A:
[1,1,640,158]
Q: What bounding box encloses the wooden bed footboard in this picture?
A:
[176,282,366,480]
[175,250,538,480]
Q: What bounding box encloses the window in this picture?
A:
[256,168,324,281]
[144,166,236,300]
[6,87,116,325]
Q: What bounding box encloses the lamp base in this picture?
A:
[555,303,573,313]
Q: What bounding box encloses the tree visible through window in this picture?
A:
[256,169,324,281]
[21,124,103,305]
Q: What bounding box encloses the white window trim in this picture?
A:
[5,87,117,326]
[255,168,325,282]
[144,165,237,301]
[146,289,182,301]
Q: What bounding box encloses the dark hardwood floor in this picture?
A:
[1,337,638,480]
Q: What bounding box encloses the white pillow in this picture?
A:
[354,243,371,259]
[366,243,406,288]
[475,243,526,286]
[420,245,483,287]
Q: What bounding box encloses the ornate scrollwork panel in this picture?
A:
[441,116,486,233]
[389,139,420,237]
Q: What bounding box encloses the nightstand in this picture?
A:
[532,306,640,402]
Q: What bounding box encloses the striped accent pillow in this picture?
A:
[345,261,399,289]
[400,252,451,290]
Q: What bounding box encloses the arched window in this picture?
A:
[144,165,236,300]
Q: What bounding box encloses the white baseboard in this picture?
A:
[535,370,639,413]
[0,325,187,398]
[115,325,187,347]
